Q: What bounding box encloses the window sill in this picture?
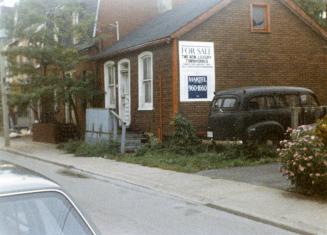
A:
[138,106,154,111]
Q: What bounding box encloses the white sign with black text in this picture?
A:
[179,41,215,102]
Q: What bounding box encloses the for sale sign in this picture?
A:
[179,41,215,102]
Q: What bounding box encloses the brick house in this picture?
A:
[89,0,327,139]
[73,0,191,131]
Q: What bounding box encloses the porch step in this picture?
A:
[118,132,148,152]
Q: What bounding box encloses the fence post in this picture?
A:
[291,107,300,129]
[121,123,126,154]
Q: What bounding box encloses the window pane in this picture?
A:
[157,0,172,13]
[249,97,265,110]
[144,81,152,103]
[0,192,93,235]
[108,66,115,85]
[213,98,223,110]
[285,95,300,107]
[300,94,318,107]
[252,6,266,29]
[275,95,288,108]
[222,98,237,108]
[266,96,276,109]
[109,87,115,105]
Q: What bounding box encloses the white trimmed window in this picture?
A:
[157,0,172,13]
[138,52,153,111]
[104,61,116,108]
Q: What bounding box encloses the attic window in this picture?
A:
[157,0,172,13]
[251,4,270,33]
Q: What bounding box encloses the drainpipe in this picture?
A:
[171,38,179,117]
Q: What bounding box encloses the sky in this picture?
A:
[0,0,18,7]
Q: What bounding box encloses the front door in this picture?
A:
[118,60,131,127]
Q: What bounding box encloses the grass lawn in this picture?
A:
[58,141,278,173]
[107,151,277,173]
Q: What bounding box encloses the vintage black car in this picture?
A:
[207,86,321,144]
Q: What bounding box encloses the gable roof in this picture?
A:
[94,0,224,59]
[94,0,327,60]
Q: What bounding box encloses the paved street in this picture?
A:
[198,163,291,190]
[0,150,297,235]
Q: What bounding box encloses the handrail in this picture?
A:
[109,109,126,125]
[109,109,126,154]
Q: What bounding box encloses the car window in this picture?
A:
[223,98,237,108]
[248,96,265,110]
[212,98,223,110]
[266,96,276,109]
[0,192,94,235]
[212,97,237,111]
[285,95,300,107]
[300,94,318,107]
[275,95,288,108]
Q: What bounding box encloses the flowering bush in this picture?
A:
[316,116,327,145]
[279,127,327,195]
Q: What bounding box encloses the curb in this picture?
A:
[0,147,322,235]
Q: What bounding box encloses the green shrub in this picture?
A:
[279,127,327,195]
[316,116,327,145]
[58,140,119,157]
[165,114,202,155]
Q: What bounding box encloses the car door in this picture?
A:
[300,93,319,125]
[208,96,240,139]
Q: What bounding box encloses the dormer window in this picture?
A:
[157,0,172,14]
[251,4,270,33]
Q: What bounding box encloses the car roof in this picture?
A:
[0,161,60,196]
[214,86,314,97]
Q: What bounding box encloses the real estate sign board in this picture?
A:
[179,41,215,102]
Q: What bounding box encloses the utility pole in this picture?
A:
[0,55,10,147]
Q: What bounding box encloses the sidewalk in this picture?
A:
[1,137,326,235]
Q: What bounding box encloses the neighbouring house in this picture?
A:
[88,0,327,139]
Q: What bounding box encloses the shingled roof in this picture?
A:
[94,0,221,59]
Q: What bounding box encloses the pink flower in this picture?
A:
[299,165,305,172]
[316,173,321,177]
[307,163,312,167]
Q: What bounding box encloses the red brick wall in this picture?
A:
[98,44,173,136]
[178,0,327,134]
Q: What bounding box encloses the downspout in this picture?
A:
[171,38,179,118]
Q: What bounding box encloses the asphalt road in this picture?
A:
[198,163,291,190]
[0,150,298,235]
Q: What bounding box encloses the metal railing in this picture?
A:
[109,109,126,154]
[291,106,327,129]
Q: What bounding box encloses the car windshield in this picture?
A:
[0,191,94,235]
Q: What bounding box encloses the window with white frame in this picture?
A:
[157,0,172,13]
[104,61,116,108]
[138,52,153,110]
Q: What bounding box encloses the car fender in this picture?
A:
[246,121,284,139]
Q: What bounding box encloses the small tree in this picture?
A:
[2,0,99,133]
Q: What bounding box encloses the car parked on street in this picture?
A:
[207,86,322,145]
[0,161,99,235]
